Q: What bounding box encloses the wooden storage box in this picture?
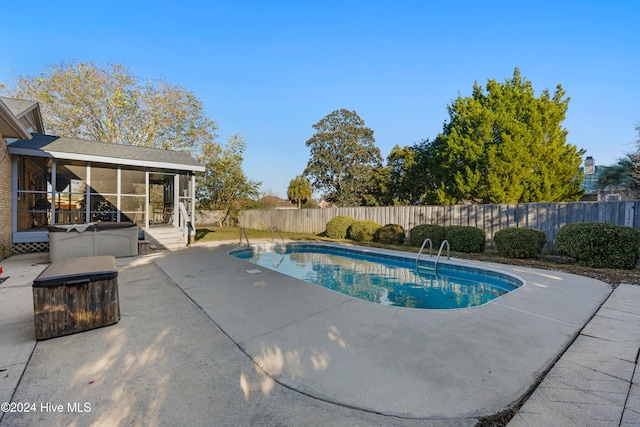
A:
[32,255,120,340]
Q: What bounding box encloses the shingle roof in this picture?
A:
[0,97,38,119]
[8,133,205,172]
[0,96,45,134]
[0,98,31,139]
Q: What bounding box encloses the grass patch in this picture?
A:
[194,227,333,243]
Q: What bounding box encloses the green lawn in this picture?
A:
[194,227,331,243]
[194,226,434,254]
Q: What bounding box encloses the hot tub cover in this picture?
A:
[47,222,136,233]
[33,255,118,287]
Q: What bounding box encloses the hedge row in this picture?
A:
[494,228,546,259]
[557,222,640,269]
[324,219,640,268]
[325,216,356,239]
[324,217,405,244]
[408,224,485,253]
[348,220,380,242]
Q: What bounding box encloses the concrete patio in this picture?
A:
[0,241,638,426]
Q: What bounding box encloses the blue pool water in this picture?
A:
[231,244,522,309]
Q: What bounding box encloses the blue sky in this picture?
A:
[1,1,639,197]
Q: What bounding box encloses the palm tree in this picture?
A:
[287,175,312,209]
[598,155,640,198]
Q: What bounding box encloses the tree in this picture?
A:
[304,109,382,206]
[375,144,431,205]
[197,134,261,226]
[597,158,633,189]
[368,144,417,206]
[633,123,640,195]
[257,193,283,210]
[287,175,312,209]
[600,123,640,198]
[7,61,216,154]
[426,68,584,204]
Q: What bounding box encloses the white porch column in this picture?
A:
[116,165,121,222]
[50,160,56,224]
[144,170,149,229]
[85,163,91,223]
[11,156,17,236]
[191,173,196,226]
[173,174,179,227]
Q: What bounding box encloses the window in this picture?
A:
[89,165,118,222]
[121,168,146,226]
[16,157,51,230]
[54,161,87,224]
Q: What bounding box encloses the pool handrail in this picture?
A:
[239,227,250,247]
[416,238,433,268]
[434,240,450,273]
[271,226,285,244]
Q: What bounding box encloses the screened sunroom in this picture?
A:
[8,133,204,250]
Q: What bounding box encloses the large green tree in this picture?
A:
[197,134,261,225]
[304,109,382,206]
[427,68,584,204]
[7,61,216,153]
[287,175,312,209]
[371,144,421,206]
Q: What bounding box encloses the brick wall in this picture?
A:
[0,136,12,259]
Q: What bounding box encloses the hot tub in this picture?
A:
[48,222,139,261]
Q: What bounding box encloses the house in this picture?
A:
[0,96,204,255]
[0,98,41,257]
[258,195,298,210]
[580,156,634,201]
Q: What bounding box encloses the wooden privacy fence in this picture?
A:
[235,201,640,253]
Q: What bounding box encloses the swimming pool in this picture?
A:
[231,244,523,309]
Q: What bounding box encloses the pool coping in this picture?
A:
[158,241,613,420]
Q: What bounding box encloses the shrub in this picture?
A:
[374,224,405,245]
[409,224,447,247]
[325,216,357,239]
[445,226,486,253]
[347,220,381,242]
[494,228,546,258]
[556,222,640,269]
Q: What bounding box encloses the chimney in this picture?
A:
[584,156,595,175]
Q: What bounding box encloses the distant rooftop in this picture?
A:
[580,165,605,193]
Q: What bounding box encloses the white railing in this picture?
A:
[178,202,194,246]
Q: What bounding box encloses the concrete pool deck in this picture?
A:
[0,241,638,426]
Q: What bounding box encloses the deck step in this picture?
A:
[143,227,187,251]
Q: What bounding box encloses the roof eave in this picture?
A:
[7,146,206,172]
[0,100,32,139]
[22,103,46,134]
